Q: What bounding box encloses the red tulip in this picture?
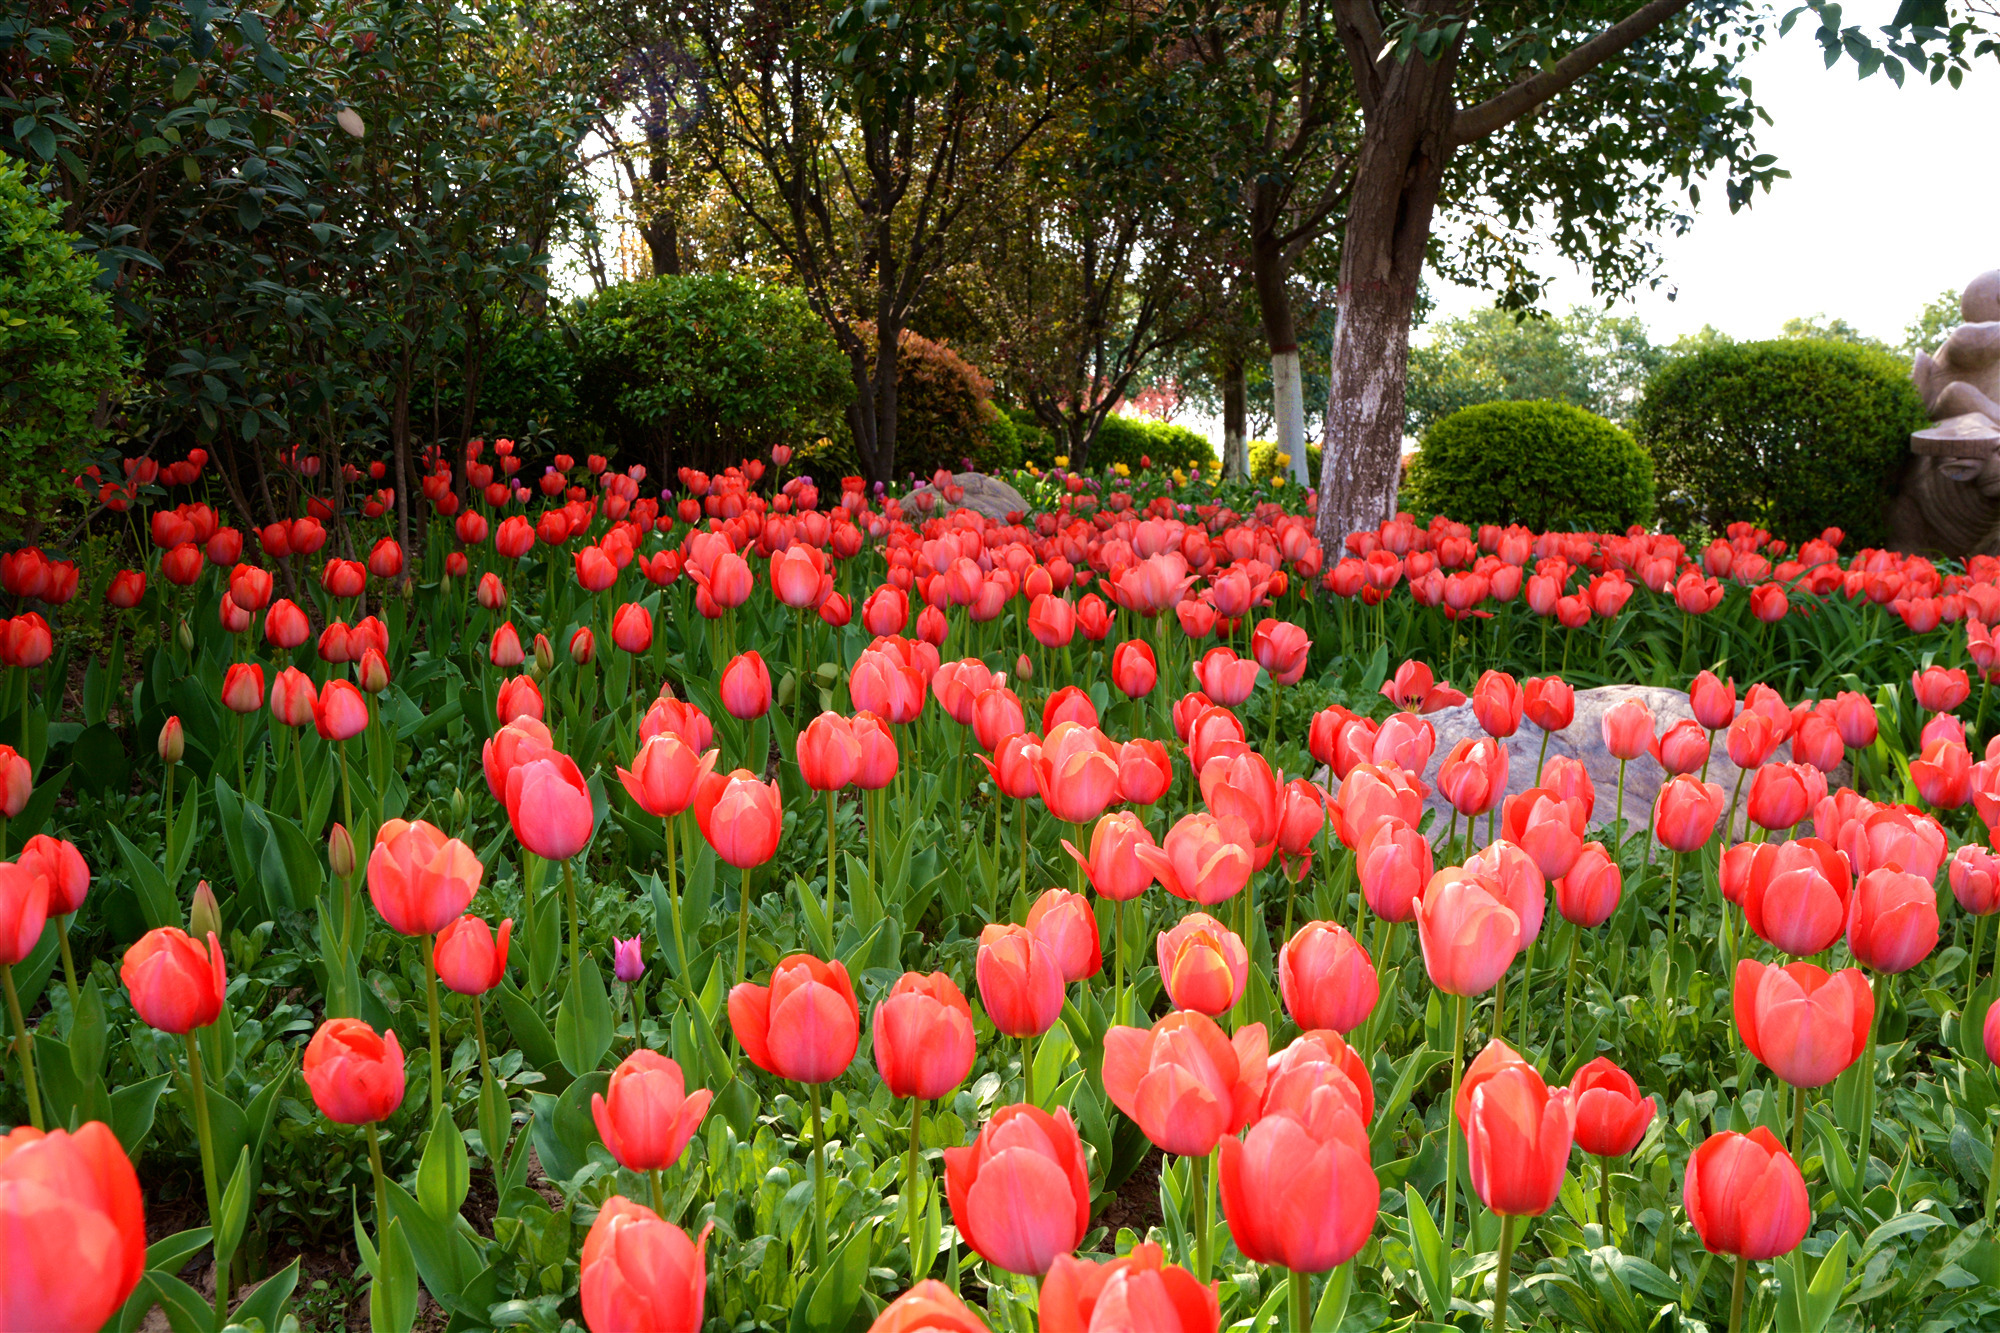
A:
[303,1018,407,1124]
[971,685,1026,752]
[1912,664,1971,713]
[1042,685,1099,733]
[1104,1009,1269,1158]
[868,1281,992,1333]
[1062,812,1157,902]
[1522,675,1574,733]
[797,713,861,791]
[264,598,309,649]
[1687,670,1737,730]
[1133,812,1253,905]
[505,752,596,861]
[692,765,783,868]
[932,659,996,725]
[1847,866,1940,974]
[1554,841,1621,927]
[104,570,146,609]
[1278,921,1378,1035]
[1725,710,1782,770]
[1034,722,1122,825]
[1734,958,1872,1088]
[1027,888,1102,983]
[1832,691,1878,748]
[368,819,483,936]
[313,678,369,741]
[490,621,525,668]
[1737,838,1849,956]
[1192,646,1258,707]
[591,1050,712,1171]
[1599,698,1654,762]
[611,603,653,654]
[1039,1242,1218,1333]
[119,927,225,1033]
[728,954,860,1083]
[1950,843,2000,915]
[1840,806,1946,881]
[1472,670,1523,738]
[220,662,265,714]
[851,711,900,789]
[1653,775,1726,852]
[1683,1128,1809,1260]
[1261,1029,1374,1124]
[1111,640,1158,698]
[719,651,773,720]
[1117,738,1173,807]
[433,914,511,995]
[1155,911,1248,1015]
[944,1104,1091,1275]
[1028,593,1076,648]
[1654,719,1712,775]
[16,835,88,916]
[0,1121,147,1332]
[579,1197,710,1333]
[976,924,1066,1037]
[1356,817,1431,923]
[227,563,272,612]
[617,732,703,818]
[1249,619,1310,686]
[1499,787,1586,880]
[1369,711,1436,774]
[1184,704,1247,772]
[873,971,977,1101]
[1568,1057,1655,1157]
[1463,1060,1574,1216]
[1416,868,1520,996]
[269,666,316,728]
[0,859,47,966]
[1218,1085,1378,1273]
[1912,740,1974,809]
[1437,737,1508,817]
[770,545,828,609]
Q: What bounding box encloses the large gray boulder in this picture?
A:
[904,471,1030,523]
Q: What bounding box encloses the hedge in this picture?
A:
[1403,400,1655,531]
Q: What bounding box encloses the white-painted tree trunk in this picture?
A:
[1271,348,1307,485]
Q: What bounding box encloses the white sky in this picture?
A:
[1426,12,2000,344]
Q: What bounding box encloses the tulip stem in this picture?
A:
[1858,969,1883,1178]
[1971,912,1989,998]
[1986,1112,2000,1226]
[56,914,79,1011]
[1613,758,1625,837]
[906,1097,926,1279]
[665,816,687,977]
[1666,852,1681,942]
[1563,927,1581,1055]
[338,737,353,843]
[1533,728,1551,788]
[1727,1252,1748,1333]
[736,863,753,983]
[1442,991,1468,1258]
[1192,1150,1214,1282]
[1266,678,1281,753]
[184,1029,228,1325]
[519,851,541,994]
[807,1081,829,1270]
[423,933,446,1116]
[563,856,586,982]
[825,789,839,926]
[1516,934,1535,1053]
[1112,899,1126,1026]
[1791,1082,1807,1162]
[649,1166,666,1217]
[364,1119,388,1240]
[2,963,42,1130]
[1022,1036,1036,1107]
[292,728,309,824]
[1492,1213,1517,1332]
[1018,800,1029,906]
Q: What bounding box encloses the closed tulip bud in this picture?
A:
[1027,888,1102,983]
[356,648,391,694]
[1554,841,1621,927]
[1038,1243,1218,1333]
[1950,843,2000,915]
[579,1197,711,1333]
[1102,1011,1267,1156]
[1655,719,1712,775]
[16,834,89,916]
[1250,618,1310,686]
[1464,1059,1574,1216]
[303,1017,406,1124]
[1279,921,1378,1034]
[1133,812,1254,905]
[1568,1057,1656,1157]
[0,744,27,820]
[157,715,184,764]
[1734,958,1871,1087]
[1110,639,1158,698]
[434,914,511,995]
[489,622,525,668]
[120,926,226,1033]
[176,617,195,653]
[1686,670,1737,730]
[720,650,773,719]
[873,971,977,1101]
[1847,866,1940,973]
[617,733,703,818]
[610,603,652,654]
[1653,775,1726,852]
[590,1050,711,1172]
[1118,738,1173,807]
[1599,698,1654,761]
[0,1122,148,1332]
[1155,911,1249,1015]
[868,1281,992,1333]
[729,953,860,1083]
[495,674,544,726]
[314,678,369,741]
[1062,811,1156,901]
[1416,868,1521,996]
[1356,817,1431,922]
[1219,1091,1378,1274]
[188,880,221,942]
[367,819,483,936]
[264,598,310,649]
[945,1103,1092,1275]
[1523,675,1574,733]
[1683,1128,1809,1260]
[568,626,595,665]
[1832,690,1878,748]
[1472,670,1524,738]
[797,712,862,791]
[692,764,783,867]
[1747,761,1827,830]
[506,753,596,861]
[977,923,1066,1037]
[327,822,357,879]
[851,711,900,790]
[534,632,555,675]
[221,660,266,715]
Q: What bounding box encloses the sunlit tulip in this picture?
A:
[971,685,1027,752]
[1653,775,1726,851]
[220,662,265,714]
[1554,842,1621,927]
[1437,736,1508,817]
[1746,760,1827,830]
[1250,619,1310,686]
[120,927,224,1033]
[1278,921,1378,1034]
[579,1197,710,1333]
[851,711,900,789]
[1737,838,1849,956]
[505,753,596,861]
[1134,812,1254,905]
[1192,646,1258,707]
[1847,866,1940,973]
[1568,1057,1655,1158]
[1034,721,1122,825]
[719,650,773,719]
[944,1104,1091,1275]
[1042,685,1099,733]
[1912,740,1974,809]
[0,1121,147,1332]
[303,1018,406,1124]
[1950,843,2000,915]
[1499,787,1586,880]
[1687,670,1737,731]
[868,1281,992,1333]
[1725,710,1782,770]
[591,1050,712,1171]
[1027,888,1102,983]
[797,712,861,792]
[1832,691,1878,747]
[1029,593,1077,648]
[873,971,977,1101]
[728,954,860,1084]
[1416,868,1520,996]
[692,766,783,868]
[1357,817,1431,922]
[1683,1128,1809,1260]
[368,819,483,936]
[1912,664,1971,713]
[1261,1029,1373,1124]
[977,924,1065,1037]
[433,914,511,995]
[1369,711,1436,774]
[1117,738,1173,806]
[1038,1243,1218,1333]
[1155,911,1248,1015]
[617,732,703,818]
[1841,806,1946,881]
[1464,1061,1574,1216]
[1111,640,1158,698]
[1103,1011,1266,1156]
[1522,675,1574,733]
[313,678,369,741]
[1219,1089,1378,1273]
[1599,698,1654,761]
[1733,959,1872,1088]
[1062,812,1156,902]
[1472,670,1523,738]
[1655,719,1712,775]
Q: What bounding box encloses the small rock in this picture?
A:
[904,471,1029,523]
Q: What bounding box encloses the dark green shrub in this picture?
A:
[466,319,590,448]
[0,158,127,533]
[572,274,852,477]
[1404,400,1655,530]
[862,326,1018,479]
[1634,339,1928,546]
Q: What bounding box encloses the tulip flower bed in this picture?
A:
[7,449,2000,1333]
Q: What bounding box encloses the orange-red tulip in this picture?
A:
[728,954,859,1083]
[119,927,225,1033]
[1034,721,1122,825]
[0,860,48,965]
[0,1122,146,1332]
[505,752,596,861]
[1653,775,1726,852]
[1683,1128,1809,1260]
[1117,738,1173,806]
[1027,888,1102,983]
[943,1103,1091,1275]
[977,924,1065,1037]
[617,732,703,818]
[1062,812,1156,902]
[1039,1242,1219,1333]
[1111,640,1158,698]
[302,1017,406,1124]
[1464,1060,1574,1216]
[1102,1011,1266,1155]
[15,835,87,916]
[719,651,773,720]
[1356,817,1430,923]
[1568,1057,1655,1157]
[868,1280,992,1333]
[1155,912,1248,1015]
[220,662,265,714]
[1847,866,1940,973]
[1734,958,1872,1088]
[797,712,862,792]
[368,819,483,936]
[1218,1087,1378,1273]
[873,971,976,1101]
[591,1050,712,1171]
[579,1197,710,1333]
[693,764,783,868]
[1134,812,1254,905]
[433,914,511,995]
[1278,921,1378,1035]
[1554,841,1621,927]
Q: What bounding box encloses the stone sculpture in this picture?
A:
[1888,270,2000,556]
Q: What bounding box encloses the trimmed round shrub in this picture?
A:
[1635,339,1928,546]
[1404,400,1655,531]
[0,158,127,535]
[1009,409,1216,474]
[571,274,852,477]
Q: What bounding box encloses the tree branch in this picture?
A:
[1449,0,1694,146]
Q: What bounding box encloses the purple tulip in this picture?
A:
[613,934,646,984]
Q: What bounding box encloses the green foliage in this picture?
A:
[1013,408,1216,473]
[1781,313,1889,352]
[454,318,588,448]
[1248,438,1322,484]
[1404,399,1655,530]
[572,274,852,475]
[0,160,125,531]
[1405,306,1664,436]
[868,327,1016,479]
[1902,289,1962,361]
[1635,338,1929,547]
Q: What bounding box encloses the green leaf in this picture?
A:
[215,1145,253,1265]
[147,1269,219,1333]
[416,1111,471,1225]
[368,1216,420,1333]
[1403,1184,1451,1319]
[528,1071,608,1186]
[380,1178,477,1312]
[554,956,613,1077]
[146,1226,215,1275]
[69,974,107,1081]
[109,1074,174,1157]
[229,1257,299,1330]
[495,981,567,1090]
[111,824,179,931]
[789,1221,873,1333]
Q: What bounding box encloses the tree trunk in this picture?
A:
[1221,351,1248,479]
[1251,238,1308,486]
[1314,48,1458,548]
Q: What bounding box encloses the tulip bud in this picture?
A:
[356,648,390,694]
[157,715,184,764]
[568,626,595,665]
[1016,652,1033,680]
[534,632,555,675]
[614,934,646,983]
[177,616,195,653]
[189,879,222,941]
[329,822,356,879]
[450,787,469,828]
